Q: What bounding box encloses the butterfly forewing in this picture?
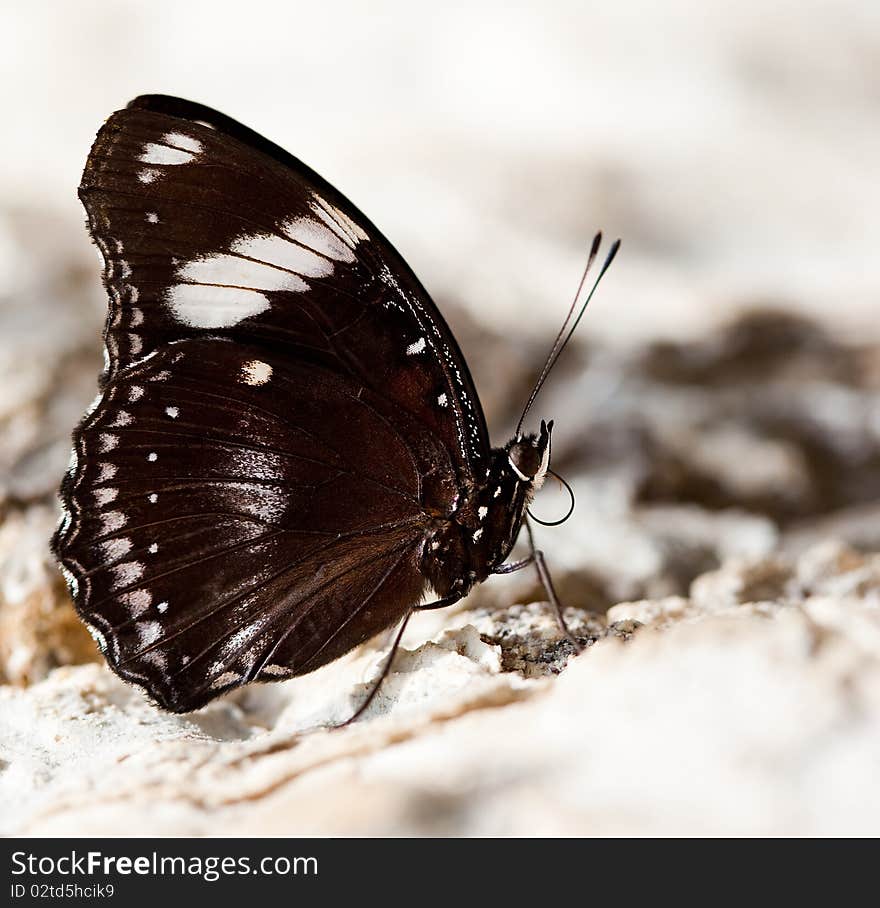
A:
[80,95,488,475]
[57,96,494,710]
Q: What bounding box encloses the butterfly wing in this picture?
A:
[56,337,453,711]
[56,96,490,710]
[80,94,489,478]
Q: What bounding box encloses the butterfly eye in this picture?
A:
[507,440,543,481]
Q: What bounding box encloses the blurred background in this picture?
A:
[1,0,880,835]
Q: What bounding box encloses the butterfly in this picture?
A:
[52,95,619,717]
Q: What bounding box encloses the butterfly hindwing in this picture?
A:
[55,337,438,711]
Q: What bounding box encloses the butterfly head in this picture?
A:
[506,419,552,490]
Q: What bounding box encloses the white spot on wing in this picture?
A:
[140,143,193,166]
[100,537,131,560]
[128,385,144,402]
[146,212,159,224]
[472,528,483,542]
[97,463,117,482]
[95,487,118,506]
[165,406,179,419]
[101,511,127,533]
[283,217,355,263]
[136,621,163,646]
[139,132,202,166]
[406,337,426,356]
[164,132,203,154]
[233,231,333,277]
[99,434,118,452]
[309,196,369,243]
[177,253,311,292]
[148,493,158,504]
[112,561,144,589]
[147,452,158,462]
[225,619,267,652]
[478,506,488,520]
[240,360,273,386]
[148,543,158,554]
[156,600,169,613]
[166,283,271,329]
[144,650,168,671]
[229,482,287,521]
[138,169,159,184]
[437,393,448,407]
[121,589,152,616]
[210,671,241,689]
[166,220,352,328]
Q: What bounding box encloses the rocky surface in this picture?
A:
[3,542,880,835]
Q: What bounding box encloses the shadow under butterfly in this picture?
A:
[52,95,619,721]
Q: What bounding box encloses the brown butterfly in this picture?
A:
[53,95,619,717]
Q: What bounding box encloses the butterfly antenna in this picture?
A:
[516,234,620,434]
[516,233,601,434]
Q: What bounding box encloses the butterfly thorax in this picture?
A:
[419,426,550,600]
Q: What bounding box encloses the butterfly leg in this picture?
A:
[339,594,463,727]
[338,609,414,727]
[495,521,583,653]
[493,557,533,575]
